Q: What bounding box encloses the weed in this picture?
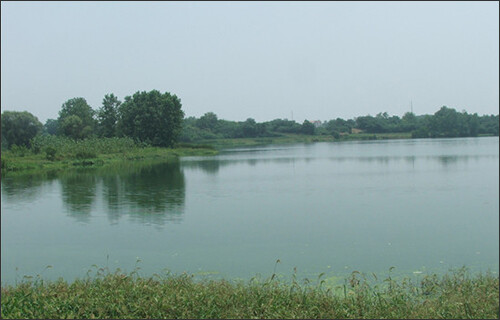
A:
[1,267,498,319]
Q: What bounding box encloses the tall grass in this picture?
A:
[1,266,498,319]
[30,135,140,159]
[1,135,218,175]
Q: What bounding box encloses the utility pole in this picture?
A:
[410,100,413,114]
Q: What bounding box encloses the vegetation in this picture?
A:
[1,135,216,176]
[117,90,184,147]
[1,90,498,174]
[97,93,120,138]
[1,267,498,319]
[57,97,96,140]
[179,107,498,144]
[1,111,43,149]
[3,89,185,151]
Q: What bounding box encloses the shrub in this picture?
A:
[75,149,97,159]
[45,147,57,161]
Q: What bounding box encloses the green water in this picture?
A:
[1,137,498,284]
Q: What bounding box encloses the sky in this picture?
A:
[1,1,499,124]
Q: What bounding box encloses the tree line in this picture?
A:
[1,89,499,150]
[2,90,184,149]
[179,107,498,142]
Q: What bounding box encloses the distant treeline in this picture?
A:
[179,107,498,142]
[1,88,498,151]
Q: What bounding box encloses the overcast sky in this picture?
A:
[1,1,498,124]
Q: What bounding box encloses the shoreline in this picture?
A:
[3,134,497,176]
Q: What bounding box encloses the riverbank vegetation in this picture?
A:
[2,89,498,175]
[1,267,498,319]
[179,107,498,144]
[0,136,216,176]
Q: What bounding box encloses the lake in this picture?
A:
[1,137,498,285]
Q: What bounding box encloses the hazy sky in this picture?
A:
[1,1,498,124]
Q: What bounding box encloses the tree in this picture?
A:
[58,97,95,139]
[98,94,121,138]
[117,90,184,147]
[59,115,93,140]
[401,112,417,132]
[301,120,315,135]
[325,118,352,135]
[466,113,479,137]
[430,106,462,137]
[196,112,218,132]
[44,119,59,135]
[242,118,257,137]
[1,111,43,148]
[266,119,302,134]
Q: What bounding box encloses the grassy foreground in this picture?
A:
[1,268,498,319]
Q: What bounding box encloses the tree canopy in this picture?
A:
[58,97,95,139]
[1,110,43,148]
[117,90,184,147]
[97,94,121,138]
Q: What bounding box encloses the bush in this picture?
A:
[10,145,30,157]
[45,147,57,161]
[75,149,97,159]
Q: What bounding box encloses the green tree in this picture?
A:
[266,119,302,134]
[429,106,461,137]
[325,118,352,135]
[59,115,93,140]
[466,113,480,137]
[98,94,121,138]
[301,120,315,135]
[242,118,257,137]
[196,112,218,132]
[1,110,43,148]
[478,115,499,135]
[58,97,95,139]
[117,90,184,147]
[44,119,59,135]
[401,112,417,132]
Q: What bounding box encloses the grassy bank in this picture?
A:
[1,137,217,176]
[1,267,498,319]
[198,132,412,149]
[1,133,414,175]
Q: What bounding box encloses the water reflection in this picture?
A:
[181,154,494,174]
[1,174,56,202]
[189,160,221,175]
[60,171,97,222]
[118,161,185,224]
[1,160,186,226]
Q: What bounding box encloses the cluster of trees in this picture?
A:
[352,107,499,138]
[1,90,184,149]
[180,113,318,142]
[179,106,499,142]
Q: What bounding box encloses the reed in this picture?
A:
[1,266,498,319]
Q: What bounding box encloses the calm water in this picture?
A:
[1,137,499,285]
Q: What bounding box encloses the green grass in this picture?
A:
[1,137,217,176]
[1,267,498,319]
[197,132,412,149]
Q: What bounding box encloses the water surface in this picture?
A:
[1,137,498,284]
